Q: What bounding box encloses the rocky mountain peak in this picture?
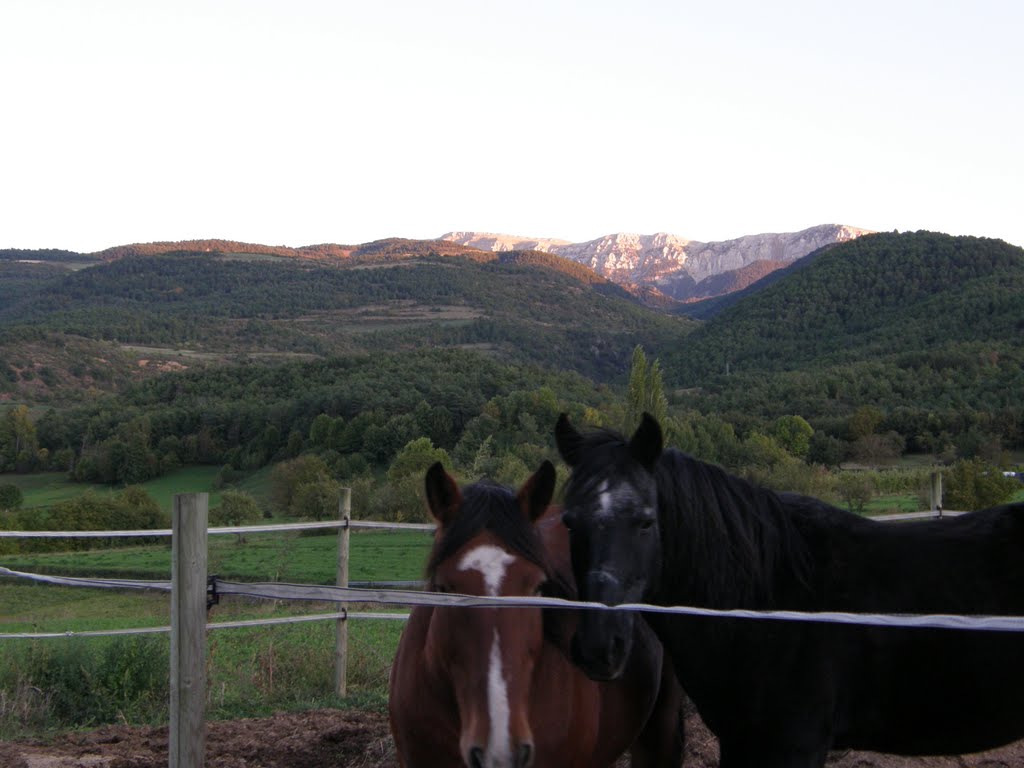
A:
[440,224,872,303]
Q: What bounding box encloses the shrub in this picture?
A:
[12,637,168,729]
[0,483,23,512]
[943,459,1019,511]
[269,455,331,514]
[836,472,877,515]
[211,490,264,542]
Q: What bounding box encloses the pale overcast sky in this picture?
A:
[2,0,1021,252]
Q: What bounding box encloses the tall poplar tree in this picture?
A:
[626,346,668,431]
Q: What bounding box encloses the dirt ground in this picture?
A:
[2,707,1022,768]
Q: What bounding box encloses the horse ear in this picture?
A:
[424,462,462,527]
[518,460,557,522]
[555,413,583,467]
[628,412,663,471]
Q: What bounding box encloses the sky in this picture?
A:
[2,0,1021,252]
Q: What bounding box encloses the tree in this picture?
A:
[806,432,847,468]
[386,438,452,522]
[110,486,165,530]
[387,438,450,484]
[269,454,332,514]
[470,435,498,480]
[943,459,1019,511]
[210,490,263,542]
[308,414,335,448]
[492,454,530,487]
[770,415,814,459]
[0,483,23,512]
[291,478,342,521]
[626,346,668,431]
[837,473,876,515]
[1,405,40,472]
[848,406,885,441]
[849,432,905,466]
[738,432,794,470]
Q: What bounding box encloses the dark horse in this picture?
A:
[555,412,1024,768]
[388,461,685,768]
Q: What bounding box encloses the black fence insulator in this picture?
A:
[207,575,219,610]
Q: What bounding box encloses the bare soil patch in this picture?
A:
[1,708,1020,767]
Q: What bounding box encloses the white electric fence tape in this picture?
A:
[5,565,1024,635]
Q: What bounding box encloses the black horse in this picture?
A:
[556,412,1024,768]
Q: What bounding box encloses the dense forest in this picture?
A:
[670,232,1024,374]
[661,232,1024,457]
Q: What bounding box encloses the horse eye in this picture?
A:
[562,510,577,530]
[639,518,655,531]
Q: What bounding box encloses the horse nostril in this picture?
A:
[469,746,485,768]
[517,742,534,768]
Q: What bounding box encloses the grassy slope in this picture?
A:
[0,528,432,583]
[7,465,227,511]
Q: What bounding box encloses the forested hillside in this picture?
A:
[0,251,693,397]
[1,230,1022,525]
[671,231,1024,376]
[664,231,1024,456]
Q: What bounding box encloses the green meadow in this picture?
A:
[1,527,432,583]
[5,465,270,514]
[0,458,432,739]
[0,577,408,734]
[0,521,430,738]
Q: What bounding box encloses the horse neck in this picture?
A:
[656,450,800,609]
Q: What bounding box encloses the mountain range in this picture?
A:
[4,224,873,309]
[2,228,1022,470]
[441,224,872,303]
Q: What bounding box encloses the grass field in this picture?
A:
[0,521,429,737]
[0,527,432,582]
[0,579,407,734]
[4,465,256,513]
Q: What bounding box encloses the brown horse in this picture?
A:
[388,461,684,768]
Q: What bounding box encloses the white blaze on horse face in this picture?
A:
[597,479,613,518]
[487,628,512,763]
[458,544,516,766]
[458,544,516,597]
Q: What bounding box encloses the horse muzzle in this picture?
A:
[571,570,635,681]
[467,742,535,768]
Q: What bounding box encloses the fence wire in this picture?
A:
[6,565,1024,636]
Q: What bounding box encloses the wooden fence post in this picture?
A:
[170,493,208,768]
[930,471,943,517]
[335,487,351,697]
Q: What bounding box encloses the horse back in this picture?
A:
[824,504,1024,753]
[816,501,1024,614]
[685,500,1024,756]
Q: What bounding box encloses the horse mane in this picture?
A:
[567,427,812,608]
[655,449,813,607]
[425,480,575,602]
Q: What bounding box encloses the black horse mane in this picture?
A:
[425,480,574,602]
[655,449,814,607]
[567,427,813,608]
